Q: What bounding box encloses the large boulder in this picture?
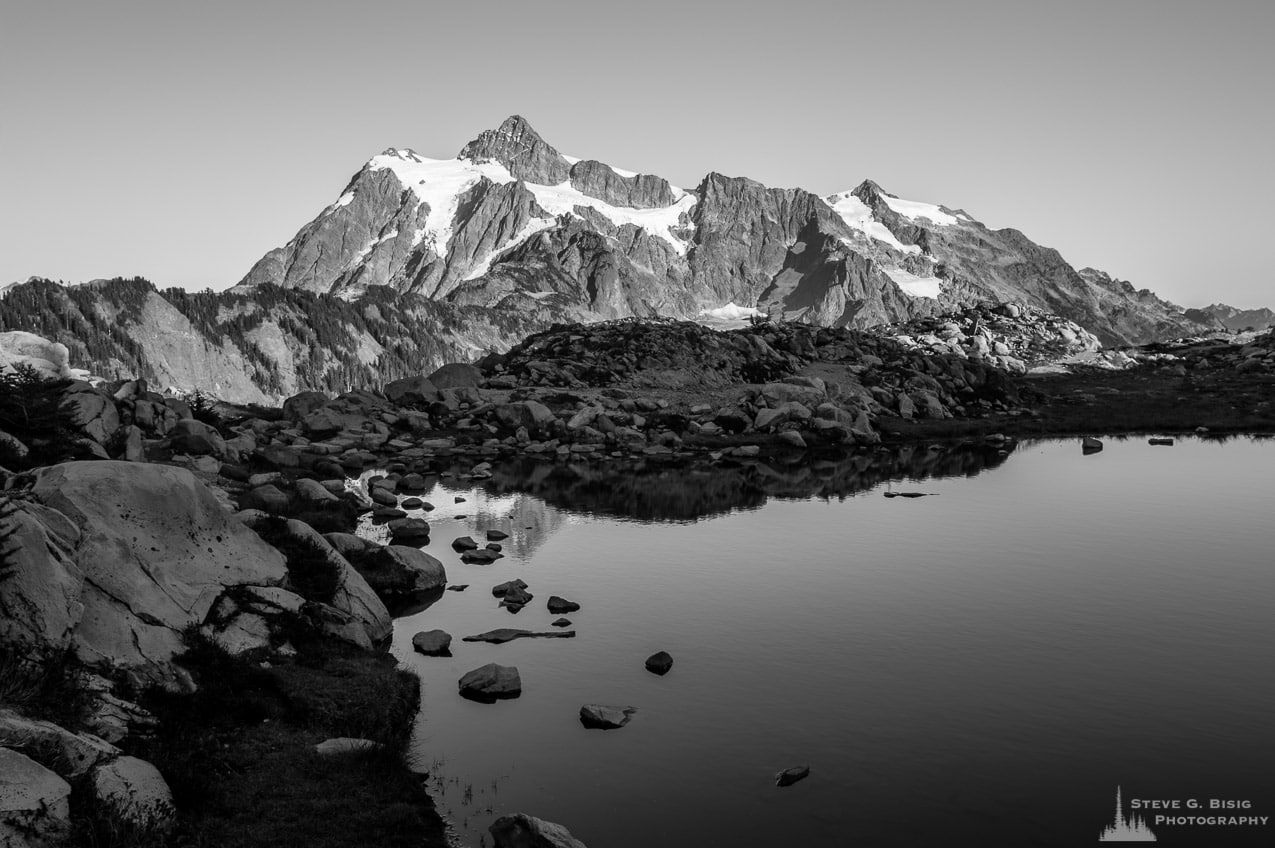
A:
[170,418,226,457]
[61,382,120,445]
[281,390,328,422]
[89,756,175,831]
[489,813,589,848]
[493,401,555,433]
[427,362,484,390]
[30,462,288,685]
[384,376,441,407]
[0,501,84,656]
[237,514,392,647]
[0,330,75,379]
[0,747,72,847]
[351,545,447,603]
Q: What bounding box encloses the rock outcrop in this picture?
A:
[25,462,288,685]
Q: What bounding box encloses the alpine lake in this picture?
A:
[349,435,1275,847]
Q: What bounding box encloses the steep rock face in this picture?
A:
[119,291,274,402]
[241,166,429,296]
[458,114,573,184]
[568,159,678,209]
[688,173,844,308]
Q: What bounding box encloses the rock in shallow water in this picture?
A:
[547,595,580,614]
[579,704,636,729]
[489,813,589,848]
[459,664,522,701]
[644,651,674,675]
[775,765,810,787]
[462,629,575,644]
[412,629,452,656]
[1082,436,1103,453]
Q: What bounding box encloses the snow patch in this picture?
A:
[330,191,355,210]
[562,154,582,165]
[526,181,697,254]
[880,194,960,227]
[885,268,943,299]
[368,151,515,256]
[699,302,763,321]
[826,192,922,254]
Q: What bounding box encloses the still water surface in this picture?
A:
[359,437,1274,847]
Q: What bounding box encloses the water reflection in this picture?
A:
[470,442,1015,522]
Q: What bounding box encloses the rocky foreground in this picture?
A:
[2,307,1273,847]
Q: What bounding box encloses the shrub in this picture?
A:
[250,516,342,604]
[0,363,78,468]
[184,389,222,428]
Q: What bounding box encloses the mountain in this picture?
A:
[1183,302,1275,331]
[0,277,548,403]
[238,115,1214,346]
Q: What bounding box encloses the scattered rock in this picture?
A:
[452,536,479,551]
[546,596,580,614]
[462,629,576,644]
[412,629,453,656]
[775,765,811,787]
[489,813,589,848]
[486,529,509,541]
[458,664,522,701]
[644,651,674,675]
[579,704,636,730]
[387,517,431,543]
[551,618,572,628]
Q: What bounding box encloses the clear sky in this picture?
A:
[2,0,1272,308]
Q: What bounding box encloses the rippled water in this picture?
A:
[356,437,1275,847]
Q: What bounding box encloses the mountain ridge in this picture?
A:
[235,115,1220,347]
